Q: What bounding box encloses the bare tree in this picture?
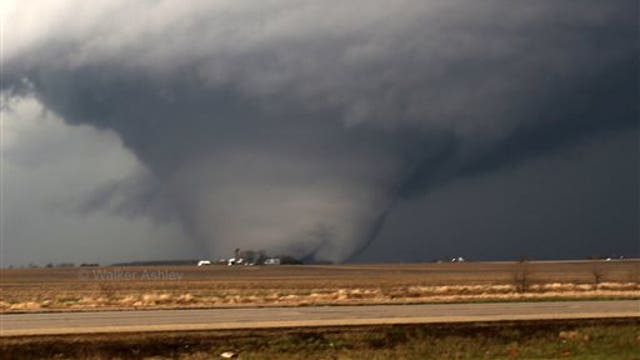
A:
[590,263,605,289]
[513,259,532,293]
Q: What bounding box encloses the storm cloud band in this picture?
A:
[2,0,638,262]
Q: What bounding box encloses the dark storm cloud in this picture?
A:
[3,0,637,261]
[354,129,639,262]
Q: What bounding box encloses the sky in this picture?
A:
[1,0,638,266]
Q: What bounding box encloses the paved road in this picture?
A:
[1,300,638,336]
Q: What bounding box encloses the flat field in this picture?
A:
[1,260,638,312]
[2,319,638,359]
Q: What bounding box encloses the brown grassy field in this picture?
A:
[1,260,638,313]
[2,319,639,359]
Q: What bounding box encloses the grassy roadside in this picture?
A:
[2,295,639,316]
[2,319,638,359]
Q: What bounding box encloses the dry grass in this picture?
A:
[1,260,638,313]
[2,319,639,359]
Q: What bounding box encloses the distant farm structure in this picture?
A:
[197,248,302,267]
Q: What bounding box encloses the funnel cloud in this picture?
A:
[1,1,637,264]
